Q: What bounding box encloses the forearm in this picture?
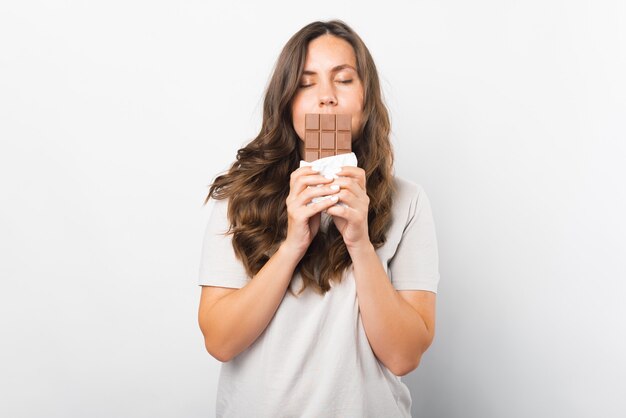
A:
[202,244,303,361]
[349,243,431,375]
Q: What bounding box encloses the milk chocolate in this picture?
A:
[303,113,351,162]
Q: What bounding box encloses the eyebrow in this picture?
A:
[302,64,356,75]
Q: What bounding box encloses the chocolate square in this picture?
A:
[303,113,352,162]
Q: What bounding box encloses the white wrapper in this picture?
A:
[299,152,358,207]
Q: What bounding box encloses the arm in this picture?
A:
[325,167,438,376]
[198,243,302,362]
[349,243,436,376]
[198,166,341,362]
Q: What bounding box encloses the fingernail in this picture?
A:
[330,184,340,190]
[324,174,334,180]
[331,195,339,201]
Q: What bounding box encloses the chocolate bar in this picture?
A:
[303,113,351,162]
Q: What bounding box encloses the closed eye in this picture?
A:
[298,80,353,88]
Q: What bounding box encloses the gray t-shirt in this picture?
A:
[198,175,440,417]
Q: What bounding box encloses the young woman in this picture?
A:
[198,20,440,417]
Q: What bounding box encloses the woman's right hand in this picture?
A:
[281,166,341,258]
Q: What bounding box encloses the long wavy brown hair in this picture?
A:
[204,20,395,296]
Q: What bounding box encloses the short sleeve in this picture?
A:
[388,184,440,293]
[197,198,250,288]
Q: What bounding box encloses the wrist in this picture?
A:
[346,240,375,257]
[277,240,307,262]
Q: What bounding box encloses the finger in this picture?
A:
[302,194,340,217]
[335,167,366,190]
[326,199,368,225]
[330,177,363,196]
[289,166,325,188]
[289,171,333,198]
[296,184,341,207]
[325,201,354,219]
[332,188,361,210]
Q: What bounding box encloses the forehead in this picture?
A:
[303,35,357,70]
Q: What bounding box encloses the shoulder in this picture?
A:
[392,175,423,199]
[207,195,230,214]
[205,196,232,233]
[391,175,427,213]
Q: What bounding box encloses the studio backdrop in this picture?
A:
[1,1,624,417]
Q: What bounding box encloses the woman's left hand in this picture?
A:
[325,166,371,251]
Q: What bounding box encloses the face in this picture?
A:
[291,34,365,154]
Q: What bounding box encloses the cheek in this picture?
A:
[352,91,365,136]
[345,91,364,120]
[351,111,364,138]
[351,118,360,137]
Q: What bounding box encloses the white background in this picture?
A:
[1,1,624,417]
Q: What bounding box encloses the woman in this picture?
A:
[198,20,440,417]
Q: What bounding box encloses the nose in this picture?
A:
[318,83,337,107]
[319,95,337,106]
